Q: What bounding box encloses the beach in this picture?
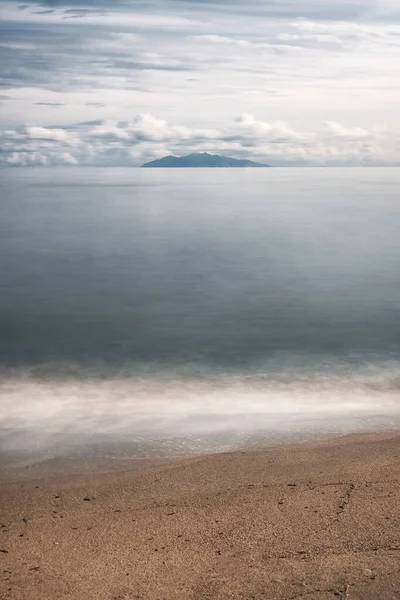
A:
[1,431,399,600]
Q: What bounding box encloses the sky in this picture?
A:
[0,0,400,166]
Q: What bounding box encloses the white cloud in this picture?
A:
[277,32,342,44]
[233,114,307,141]
[287,18,400,48]
[25,125,71,142]
[322,121,373,140]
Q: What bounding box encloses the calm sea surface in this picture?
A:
[1,167,400,458]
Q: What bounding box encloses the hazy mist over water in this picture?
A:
[1,168,400,460]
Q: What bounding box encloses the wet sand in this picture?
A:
[1,431,400,600]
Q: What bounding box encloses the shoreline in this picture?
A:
[2,412,400,473]
[1,430,400,599]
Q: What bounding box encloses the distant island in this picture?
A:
[141,152,271,168]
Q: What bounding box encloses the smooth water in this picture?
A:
[1,168,400,458]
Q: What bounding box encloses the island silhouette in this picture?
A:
[141,152,271,168]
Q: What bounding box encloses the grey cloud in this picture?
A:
[0,23,198,93]
[63,8,106,13]
[108,59,192,72]
[0,42,57,89]
[52,119,103,129]
[75,119,104,126]
[35,101,64,106]
[29,0,127,5]
[62,8,108,18]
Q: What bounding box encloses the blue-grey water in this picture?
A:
[1,167,400,460]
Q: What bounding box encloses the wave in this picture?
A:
[1,360,400,456]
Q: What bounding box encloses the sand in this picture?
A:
[1,431,400,600]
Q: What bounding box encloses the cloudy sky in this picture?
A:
[1,0,400,166]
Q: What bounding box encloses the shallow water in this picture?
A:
[1,167,400,459]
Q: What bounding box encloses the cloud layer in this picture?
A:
[1,0,400,165]
[1,113,396,166]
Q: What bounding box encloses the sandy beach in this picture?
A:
[1,431,400,600]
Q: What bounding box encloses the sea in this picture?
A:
[1,167,400,462]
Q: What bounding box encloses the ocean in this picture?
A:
[1,167,400,460]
